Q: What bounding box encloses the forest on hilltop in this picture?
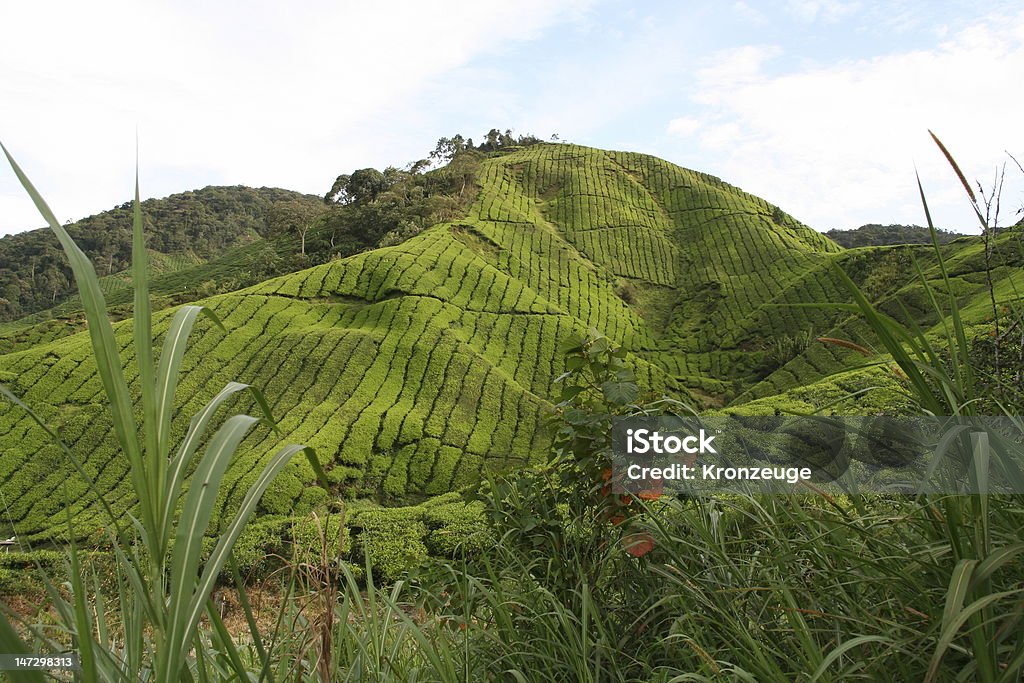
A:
[0,186,322,321]
[0,129,551,335]
[826,223,965,247]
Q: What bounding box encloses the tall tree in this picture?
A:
[325,168,391,205]
[269,199,327,256]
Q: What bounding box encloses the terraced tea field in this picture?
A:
[1,143,1019,540]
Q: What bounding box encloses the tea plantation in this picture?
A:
[1,143,1020,540]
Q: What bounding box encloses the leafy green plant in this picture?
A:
[0,143,327,680]
[764,329,816,367]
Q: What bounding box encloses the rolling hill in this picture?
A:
[0,143,1021,541]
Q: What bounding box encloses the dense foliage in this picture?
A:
[0,186,321,320]
[0,150,488,352]
[317,149,484,258]
[826,222,964,247]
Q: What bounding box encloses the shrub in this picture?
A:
[764,329,816,367]
[421,499,492,557]
[353,510,428,582]
[231,517,288,578]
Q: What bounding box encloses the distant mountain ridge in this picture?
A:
[826,223,965,248]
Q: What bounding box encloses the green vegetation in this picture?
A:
[0,142,492,356]
[0,143,324,680]
[0,186,322,321]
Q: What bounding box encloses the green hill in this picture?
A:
[0,186,323,322]
[1,143,1020,541]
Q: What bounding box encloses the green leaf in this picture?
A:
[175,444,312,672]
[925,589,1020,683]
[155,305,225,460]
[601,380,639,406]
[811,635,901,682]
[133,169,157,475]
[970,543,1024,592]
[161,414,261,681]
[588,336,610,355]
[558,334,585,354]
[559,385,586,402]
[941,558,977,632]
[160,381,252,554]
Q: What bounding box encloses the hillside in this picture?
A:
[1,143,1020,541]
[0,186,323,321]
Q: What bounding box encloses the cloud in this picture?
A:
[785,0,860,23]
[0,0,594,234]
[667,117,702,137]
[693,46,783,105]
[676,12,1024,231]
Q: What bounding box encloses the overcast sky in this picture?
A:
[2,0,1022,236]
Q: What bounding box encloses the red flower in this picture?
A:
[622,532,654,557]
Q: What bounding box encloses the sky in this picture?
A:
[1,0,1022,237]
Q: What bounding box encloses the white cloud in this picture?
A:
[785,0,860,24]
[678,12,1024,231]
[667,117,702,137]
[693,45,783,105]
[0,0,593,234]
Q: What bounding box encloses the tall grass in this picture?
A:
[0,144,326,680]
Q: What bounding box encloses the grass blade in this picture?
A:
[133,168,158,507]
[155,306,225,459]
[926,590,1020,683]
[161,414,261,681]
[161,380,252,552]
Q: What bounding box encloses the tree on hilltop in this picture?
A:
[325,168,392,205]
[269,198,327,256]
